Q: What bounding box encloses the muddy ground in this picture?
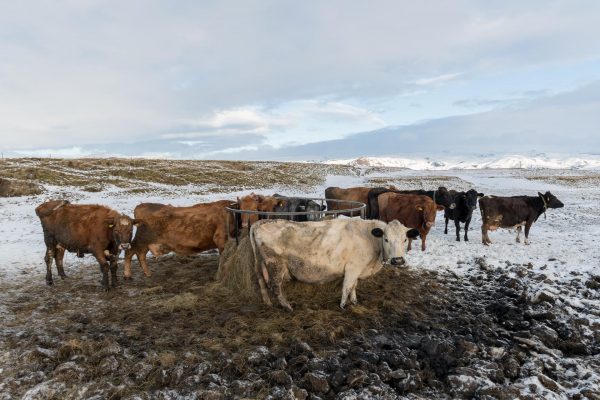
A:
[1,252,598,399]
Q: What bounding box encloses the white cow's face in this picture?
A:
[372,220,420,266]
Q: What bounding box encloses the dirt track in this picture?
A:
[1,253,598,399]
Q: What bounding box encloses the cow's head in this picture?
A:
[435,186,456,210]
[304,200,326,221]
[539,191,564,209]
[238,193,285,223]
[371,220,420,266]
[106,215,139,250]
[464,189,485,210]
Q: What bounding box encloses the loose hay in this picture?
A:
[215,233,261,301]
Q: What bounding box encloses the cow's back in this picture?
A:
[37,203,117,251]
[325,186,370,213]
[378,193,435,230]
[134,200,232,254]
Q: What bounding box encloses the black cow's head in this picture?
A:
[464,189,485,210]
[106,215,139,250]
[435,186,456,209]
[539,191,564,209]
[304,200,326,221]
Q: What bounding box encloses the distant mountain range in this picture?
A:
[325,154,600,170]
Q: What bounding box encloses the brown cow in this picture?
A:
[35,200,137,291]
[325,186,395,217]
[123,194,282,279]
[377,193,437,251]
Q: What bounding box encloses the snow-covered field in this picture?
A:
[1,163,599,399]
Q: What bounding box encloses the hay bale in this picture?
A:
[0,178,43,197]
[215,234,262,301]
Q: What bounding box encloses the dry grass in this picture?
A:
[0,178,44,197]
[0,157,358,195]
[366,175,474,191]
[526,174,600,187]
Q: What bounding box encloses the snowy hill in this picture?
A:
[325,154,600,170]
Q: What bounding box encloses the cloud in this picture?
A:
[2,1,600,150]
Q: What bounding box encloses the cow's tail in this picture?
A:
[249,223,270,285]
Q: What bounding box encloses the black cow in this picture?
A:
[367,186,455,219]
[444,189,485,241]
[479,191,564,245]
[273,194,326,221]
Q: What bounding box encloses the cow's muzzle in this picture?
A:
[390,257,405,266]
[120,243,131,250]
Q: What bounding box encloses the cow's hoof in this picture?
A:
[464,238,469,242]
[46,280,53,286]
[456,238,460,242]
[59,274,67,280]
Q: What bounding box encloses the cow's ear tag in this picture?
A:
[371,228,384,238]
[108,224,114,228]
[416,206,423,211]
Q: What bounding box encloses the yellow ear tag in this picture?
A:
[108,224,114,228]
[416,206,423,211]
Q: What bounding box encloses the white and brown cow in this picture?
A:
[250,219,420,311]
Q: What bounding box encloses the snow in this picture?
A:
[326,154,600,170]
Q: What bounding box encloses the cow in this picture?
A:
[479,191,564,246]
[376,193,437,251]
[123,194,281,279]
[250,218,420,311]
[236,193,285,224]
[367,187,455,220]
[324,186,372,217]
[273,194,326,221]
[35,200,137,291]
[444,189,485,242]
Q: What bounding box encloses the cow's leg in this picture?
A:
[213,230,226,255]
[481,224,491,245]
[349,280,359,305]
[44,247,55,285]
[93,251,111,292]
[55,246,67,279]
[123,249,134,280]
[444,217,449,234]
[137,250,152,277]
[515,226,522,243]
[407,239,412,252]
[270,261,292,311]
[454,219,461,242]
[109,256,118,288]
[524,221,533,245]
[464,217,471,242]
[341,272,359,309]
[420,231,427,251]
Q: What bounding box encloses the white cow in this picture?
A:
[249,218,420,311]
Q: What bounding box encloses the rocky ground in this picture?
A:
[0,253,598,399]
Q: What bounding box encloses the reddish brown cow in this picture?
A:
[35,200,137,291]
[325,186,395,216]
[123,194,282,279]
[377,193,437,251]
[236,193,285,225]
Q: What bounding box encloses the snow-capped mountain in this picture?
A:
[325,154,600,170]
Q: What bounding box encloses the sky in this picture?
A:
[1,1,600,159]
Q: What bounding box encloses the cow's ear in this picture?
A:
[320,205,327,211]
[371,228,384,238]
[406,228,420,239]
[478,193,485,197]
[132,219,141,226]
[538,192,544,198]
[278,200,285,207]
